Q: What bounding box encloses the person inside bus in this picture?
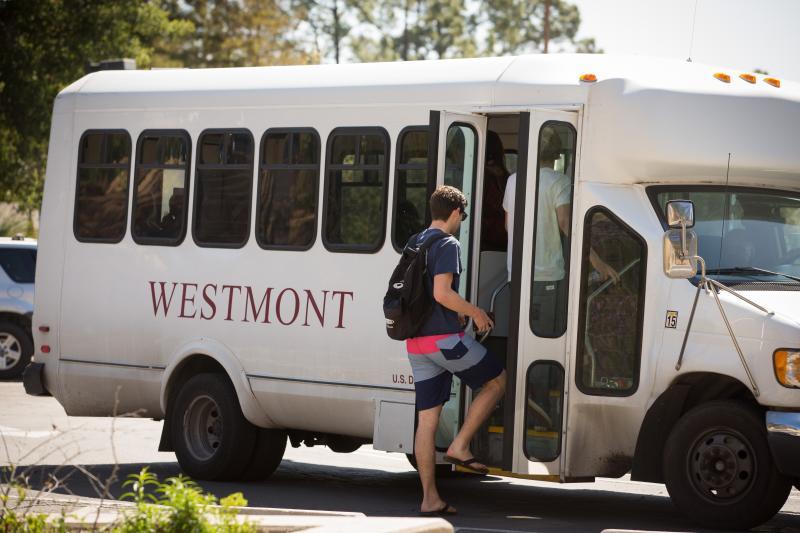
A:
[503,127,618,332]
[160,189,185,238]
[405,185,507,516]
[480,131,510,251]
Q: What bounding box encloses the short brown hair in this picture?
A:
[430,185,467,221]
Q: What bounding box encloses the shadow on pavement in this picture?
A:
[10,460,800,532]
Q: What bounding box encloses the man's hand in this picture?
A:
[589,249,620,283]
[471,306,494,334]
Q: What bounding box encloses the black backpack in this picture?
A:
[383,231,449,340]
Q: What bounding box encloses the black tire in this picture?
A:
[663,400,792,530]
[241,428,287,481]
[0,321,33,379]
[171,373,257,481]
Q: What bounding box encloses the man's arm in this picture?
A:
[433,272,493,333]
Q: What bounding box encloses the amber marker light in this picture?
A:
[764,77,781,88]
[579,73,597,83]
[739,73,757,84]
[774,349,800,388]
[713,72,731,83]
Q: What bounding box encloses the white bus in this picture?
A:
[24,54,800,529]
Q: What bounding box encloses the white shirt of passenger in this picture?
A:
[503,168,572,282]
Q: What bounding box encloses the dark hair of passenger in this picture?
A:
[486,130,508,174]
[430,185,467,221]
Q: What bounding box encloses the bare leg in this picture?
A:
[415,404,454,513]
[446,370,507,468]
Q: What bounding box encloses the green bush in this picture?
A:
[0,467,253,532]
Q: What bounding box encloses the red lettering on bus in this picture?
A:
[303,290,328,327]
[244,287,273,324]
[149,281,178,317]
[331,290,353,329]
[221,285,242,321]
[178,283,198,318]
[276,288,300,325]
[200,284,217,320]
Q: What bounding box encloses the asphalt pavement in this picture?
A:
[1,380,799,532]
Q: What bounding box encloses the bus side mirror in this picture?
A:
[663,200,698,279]
[666,200,694,229]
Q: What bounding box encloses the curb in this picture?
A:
[3,493,453,532]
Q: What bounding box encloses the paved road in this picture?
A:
[2,380,799,532]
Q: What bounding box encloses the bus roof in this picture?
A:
[58,54,799,109]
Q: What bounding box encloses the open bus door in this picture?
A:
[426,110,488,455]
[506,109,580,479]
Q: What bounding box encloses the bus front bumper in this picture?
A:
[766,411,800,478]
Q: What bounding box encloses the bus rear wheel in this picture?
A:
[241,428,287,481]
[663,400,791,530]
[171,373,256,481]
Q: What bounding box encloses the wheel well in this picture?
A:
[0,312,32,336]
[159,354,231,452]
[631,372,758,483]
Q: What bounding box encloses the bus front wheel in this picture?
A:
[171,373,257,481]
[663,400,791,530]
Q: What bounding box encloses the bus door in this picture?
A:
[426,111,487,453]
[508,109,580,478]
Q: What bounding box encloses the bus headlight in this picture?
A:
[774,350,800,388]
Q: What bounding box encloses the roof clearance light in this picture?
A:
[739,73,757,84]
[764,77,781,88]
[714,72,731,83]
[579,73,597,83]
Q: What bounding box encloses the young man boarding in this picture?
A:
[406,185,507,516]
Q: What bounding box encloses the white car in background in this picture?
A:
[0,236,35,378]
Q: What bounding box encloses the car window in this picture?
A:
[0,248,37,284]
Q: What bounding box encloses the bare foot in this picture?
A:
[444,447,488,472]
[420,499,457,514]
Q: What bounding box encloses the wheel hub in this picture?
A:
[183,395,223,462]
[690,431,755,501]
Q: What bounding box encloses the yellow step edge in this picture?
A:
[487,425,559,438]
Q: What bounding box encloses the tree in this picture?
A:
[0,1,191,226]
[479,0,581,55]
[349,0,477,62]
[157,0,310,67]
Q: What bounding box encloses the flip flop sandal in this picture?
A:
[419,502,457,516]
[443,455,489,475]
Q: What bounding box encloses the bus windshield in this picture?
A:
[653,187,800,283]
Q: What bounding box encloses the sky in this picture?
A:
[570,0,800,81]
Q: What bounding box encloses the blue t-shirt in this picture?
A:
[413,228,463,337]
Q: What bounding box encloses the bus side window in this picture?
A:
[576,208,647,396]
[257,129,320,250]
[132,130,191,245]
[192,129,254,248]
[323,128,390,253]
[392,127,429,251]
[74,130,132,243]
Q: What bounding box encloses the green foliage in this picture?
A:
[119,467,255,533]
[0,0,192,215]
[0,483,68,533]
[157,0,310,67]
